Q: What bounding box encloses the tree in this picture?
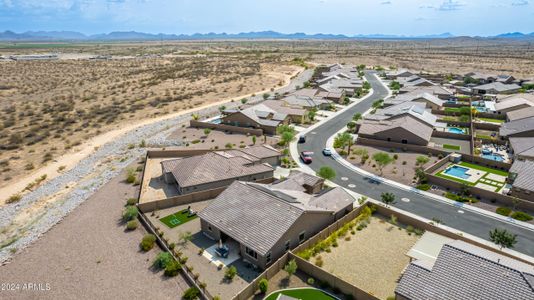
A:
[346,121,356,132]
[308,108,318,121]
[372,152,394,175]
[203,128,211,136]
[334,132,352,153]
[363,81,371,90]
[280,131,296,147]
[276,124,296,136]
[183,287,200,300]
[251,135,257,145]
[284,259,298,278]
[317,166,336,181]
[416,155,430,167]
[381,192,396,207]
[225,265,237,281]
[415,168,427,183]
[179,231,193,248]
[389,81,401,90]
[372,99,384,109]
[352,112,362,121]
[153,252,173,269]
[489,228,517,250]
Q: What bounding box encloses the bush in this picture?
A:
[225,266,237,281]
[258,278,268,293]
[416,184,431,191]
[126,220,138,230]
[164,260,182,277]
[153,252,173,269]
[125,168,136,183]
[122,205,139,222]
[511,211,533,222]
[182,287,200,300]
[7,194,22,204]
[140,234,156,251]
[307,277,315,285]
[495,207,512,217]
[126,198,137,206]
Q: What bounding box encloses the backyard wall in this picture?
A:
[190,120,264,136]
[473,122,502,131]
[357,137,448,157]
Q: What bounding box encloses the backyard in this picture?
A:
[265,288,338,300]
[296,209,420,300]
[435,161,508,192]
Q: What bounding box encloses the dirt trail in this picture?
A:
[0,66,302,205]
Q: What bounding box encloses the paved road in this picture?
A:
[297,71,534,257]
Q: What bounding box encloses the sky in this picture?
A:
[0,0,533,36]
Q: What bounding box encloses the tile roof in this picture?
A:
[239,103,288,127]
[199,173,354,255]
[281,95,330,109]
[499,116,534,137]
[366,103,437,127]
[507,106,534,121]
[272,170,324,192]
[474,82,521,93]
[359,113,435,143]
[262,100,307,117]
[510,159,534,192]
[396,240,534,300]
[510,137,534,159]
[160,148,275,188]
[385,92,444,107]
[399,85,453,96]
[495,96,534,112]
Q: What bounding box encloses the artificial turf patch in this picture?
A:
[159,209,198,228]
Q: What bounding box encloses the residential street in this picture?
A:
[297,71,534,257]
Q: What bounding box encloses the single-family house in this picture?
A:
[499,116,534,138]
[472,82,521,95]
[464,72,497,84]
[319,78,363,97]
[509,137,534,160]
[198,171,355,269]
[395,240,534,300]
[398,85,453,100]
[384,92,444,110]
[160,145,280,194]
[222,103,290,134]
[506,106,534,122]
[385,69,415,80]
[509,159,534,201]
[496,74,516,84]
[281,95,331,110]
[358,105,436,146]
[495,95,534,115]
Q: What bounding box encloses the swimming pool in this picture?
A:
[481,153,504,162]
[210,118,222,124]
[447,127,465,134]
[475,107,487,112]
[444,165,471,179]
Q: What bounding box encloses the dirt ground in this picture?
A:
[319,217,419,300]
[345,145,440,186]
[0,168,190,300]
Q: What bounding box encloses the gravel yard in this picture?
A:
[319,217,419,300]
[0,169,189,300]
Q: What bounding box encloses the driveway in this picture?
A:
[297,71,534,257]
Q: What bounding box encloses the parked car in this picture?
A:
[322,148,332,156]
[298,135,306,143]
[300,151,313,164]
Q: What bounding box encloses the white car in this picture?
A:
[322,148,332,156]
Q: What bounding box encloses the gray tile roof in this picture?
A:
[385,92,444,107]
[495,96,534,112]
[499,116,534,137]
[272,170,324,192]
[474,82,521,93]
[239,103,288,127]
[396,240,534,300]
[160,149,274,188]
[510,137,534,159]
[282,95,331,109]
[199,173,354,255]
[366,103,437,127]
[359,113,435,143]
[399,85,453,96]
[262,100,307,117]
[507,107,534,121]
[510,159,534,192]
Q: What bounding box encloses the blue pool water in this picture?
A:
[475,107,487,112]
[481,154,504,162]
[210,118,222,124]
[447,127,465,134]
[444,166,471,179]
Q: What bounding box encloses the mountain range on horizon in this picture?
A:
[1,30,534,41]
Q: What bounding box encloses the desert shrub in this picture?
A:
[126,198,137,206]
[315,256,324,267]
[495,207,512,216]
[179,256,188,264]
[511,211,533,222]
[225,266,237,280]
[24,163,35,170]
[258,278,268,293]
[125,168,136,183]
[182,287,200,300]
[191,139,201,144]
[7,194,22,204]
[164,260,182,277]
[153,252,173,269]
[307,277,315,285]
[406,225,414,233]
[126,220,138,230]
[416,184,431,191]
[122,205,138,222]
[140,234,156,251]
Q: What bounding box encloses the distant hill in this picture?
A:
[0,30,533,41]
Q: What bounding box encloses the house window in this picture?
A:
[266,252,272,264]
[245,246,258,260]
[387,138,391,141]
[208,225,212,231]
[285,240,291,251]
[299,231,306,243]
[402,139,408,144]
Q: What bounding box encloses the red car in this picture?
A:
[300,151,313,164]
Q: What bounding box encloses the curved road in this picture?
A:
[298,71,534,257]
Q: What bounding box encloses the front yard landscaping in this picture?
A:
[443,144,461,151]
[476,117,505,124]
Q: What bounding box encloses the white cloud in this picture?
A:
[437,0,464,11]
[380,1,392,4]
[512,0,528,6]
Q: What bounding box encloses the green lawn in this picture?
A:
[443,144,461,151]
[477,117,505,124]
[265,288,337,300]
[435,161,508,193]
[444,107,460,113]
[159,209,198,228]
[475,134,493,140]
[458,161,508,177]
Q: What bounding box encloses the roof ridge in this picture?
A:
[244,182,306,212]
